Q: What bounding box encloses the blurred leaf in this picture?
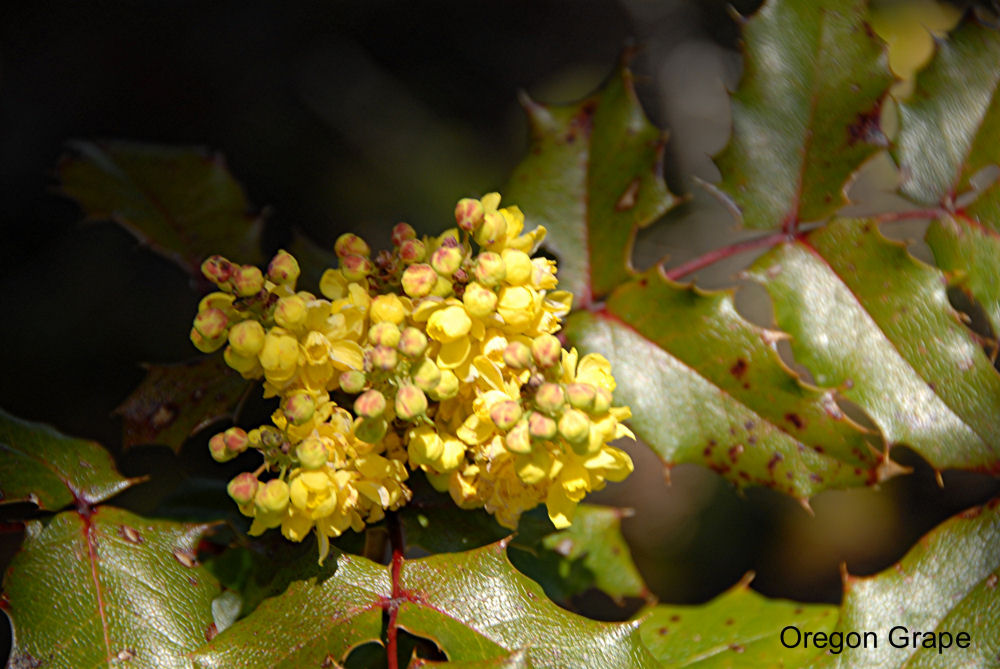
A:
[896,20,1000,208]
[58,140,264,276]
[115,355,250,453]
[748,218,1000,473]
[638,575,837,666]
[1,506,219,669]
[565,272,882,502]
[505,64,678,305]
[0,408,136,510]
[192,549,385,668]
[926,215,1000,337]
[715,0,891,228]
[395,541,657,667]
[813,498,1000,668]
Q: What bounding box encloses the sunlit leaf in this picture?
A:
[565,271,882,501]
[505,64,678,305]
[0,409,136,510]
[114,355,250,453]
[748,218,1000,473]
[715,0,891,228]
[58,141,263,277]
[1,507,219,669]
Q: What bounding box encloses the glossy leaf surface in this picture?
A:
[715,0,891,229]
[748,218,1000,473]
[1,506,219,669]
[0,409,135,510]
[505,65,677,305]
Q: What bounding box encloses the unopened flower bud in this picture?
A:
[255,479,290,514]
[501,250,533,286]
[528,411,558,440]
[224,345,258,374]
[559,409,591,446]
[191,327,226,353]
[341,254,373,281]
[274,295,307,329]
[354,416,388,444]
[412,358,442,393]
[282,392,315,426]
[504,422,532,454]
[455,197,485,231]
[463,282,497,318]
[296,438,328,470]
[209,432,235,462]
[227,473,259,506]
[354,389,387,418]
[475,211,507,248]
[430,369,459,400]
[202,255,235,286]
[395,384,428,420]
[258,426,284,449]
[535,383,565,414]
[339,369,367,394]
[370,294,407,324]
[565,383,597,411]
[334,233,370,259]
[223,427,249,454]
[593,387,613,414]
[474,252,506,286]
[267,250,300,285]
[194,308,229,340]
[370,345,398,371]
[430,274,453,297]
[399,239,426,264]
[431,246,464,276]
[391,222,417,246]
[230,265,264,297]
[532,334,561,369]
[369,321,401,347]
[402,264,437,297]
[228,320,265,357]
[490,400,522,431]
[397,327,428,357]
[503,341,532,369]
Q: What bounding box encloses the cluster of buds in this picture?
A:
[192,193,634,561]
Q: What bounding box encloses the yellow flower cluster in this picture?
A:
[192,193,634,561]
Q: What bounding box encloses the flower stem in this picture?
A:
[386,511,405,669]
[664,232,789,281]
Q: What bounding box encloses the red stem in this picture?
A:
[386,512,404,669]
[664,232,789,281]
[875,208,946,222]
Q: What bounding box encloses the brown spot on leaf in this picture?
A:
[150,402,179,431]
[615,178,641,211]
[658,626,668,635]
[730,644,745,653]
[205,622,219,642]
[730,359,748,378]
[987,573,998,589]
[784,413,804,429]
[115,648,136,662]
[118,525,143,544]
[728,444,744,460]
[725,618,734,626]
[847,104,886,147]
[173,547,197,567]
[767,453,784,471]
[670,614,681,622]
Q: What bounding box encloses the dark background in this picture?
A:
[2,0,999,660]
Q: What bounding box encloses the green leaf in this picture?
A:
[926,215,1000,337]
[812,498,1000,668]
[540,505,648,604]
[505,64,678,305]
[395,541,658,667]
[565,272,882,501]
[747,218,1000,473]
[638,574,837,666]
[715,0,891,228]
[114,355,250,453]
[0,409,136,510]
[193,550,387,668]
[1,506,220,669]
[58,141,264,276]
[896,20,1000,208]
[412,648,532,668]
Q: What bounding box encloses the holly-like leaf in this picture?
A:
[0,409,136,510]
[896,20,1000,209]
[926,215,1000,337]
[638,574,837,666]
[114,355,250,453]
[1,506,219,668]
[565,271,882,502]
[715,0,891,229]
[748,218,1000,474]
[58,140,264,277]
[813,498,1000,668]
[192,548,385,668]
[505,64,678,306]
[396,540,657,667]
